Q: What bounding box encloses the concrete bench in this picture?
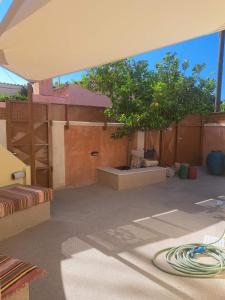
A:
[0,255,45,300]
[97,166,167,190]
[0,184,53,241]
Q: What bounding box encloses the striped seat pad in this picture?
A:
[0,184,53,218]
[0,255,46,299]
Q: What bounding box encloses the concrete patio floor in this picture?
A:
[1,169,225,300]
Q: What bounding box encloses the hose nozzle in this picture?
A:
[190,246,206,258]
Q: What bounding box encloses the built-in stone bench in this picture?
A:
[0,255,46,300]
[97,166,167,190]
[0,184,53,241]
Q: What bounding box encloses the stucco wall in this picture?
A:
[52,121,66,189]
[0,119,6,147]
[0,144,31,187]
[64,122,129,187]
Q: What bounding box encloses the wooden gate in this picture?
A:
[176,116,203,165]
[145,115,203,166]
[6,99,52,187]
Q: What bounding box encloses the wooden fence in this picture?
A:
[145,113,225,167]
[0,102,106,122]
[1,100,225,187]
[2,100,107,187]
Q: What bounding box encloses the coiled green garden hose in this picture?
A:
[152,230,225,278]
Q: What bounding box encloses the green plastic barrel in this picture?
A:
[179,164,188,179]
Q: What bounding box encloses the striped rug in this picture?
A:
[0,255,46,299]
[0,184,53,219]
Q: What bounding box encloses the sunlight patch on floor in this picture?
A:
[118,221,225,300]
[60,248,181,300]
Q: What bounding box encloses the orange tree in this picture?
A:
[78,53,215,138]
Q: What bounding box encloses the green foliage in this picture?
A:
[221,101,225,112]
[18,85,28,98]
[78,53,215,138]
[0,95,9,102]
[0,85,28,102]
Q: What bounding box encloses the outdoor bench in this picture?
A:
[0,184,53,241]
[0,255,46,300]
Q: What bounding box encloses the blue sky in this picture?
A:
[0,0,224,99]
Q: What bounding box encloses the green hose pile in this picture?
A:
[153,230,225,278]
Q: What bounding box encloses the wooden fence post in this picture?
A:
[174,123,177,163]
[159,130,163,166]
[175,122,180,163]
[200,116,205,165]
[65,104,70,129]
[6,100,12,152]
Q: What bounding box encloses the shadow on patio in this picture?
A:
[1,169,225,300]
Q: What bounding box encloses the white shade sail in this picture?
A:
[0,0,225,81]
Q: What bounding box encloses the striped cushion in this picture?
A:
[0,184,53,219]
[0,255,46,298]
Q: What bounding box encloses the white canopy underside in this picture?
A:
[0,0,225,81]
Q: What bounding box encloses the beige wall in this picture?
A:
[52,121,65,189]
[97,167,167,190]
[0,144,31,187]
[0,119,6,147]
[0,201,50,241]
